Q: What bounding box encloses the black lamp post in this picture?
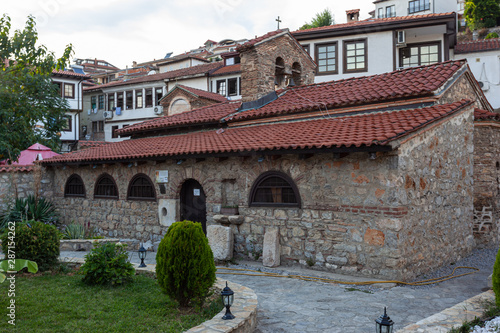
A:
[375,307,394,333]
[221,282,235,320]
[138,245,147,268]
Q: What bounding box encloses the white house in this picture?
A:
[292,12,457,83]
[51,69,90,152]
[454,38,500,110]
[373,0,459,18]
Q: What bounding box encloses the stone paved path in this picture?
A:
[59,251,493,333]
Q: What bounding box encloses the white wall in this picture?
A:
[374,0,457,17]
[165,76,208,91]
[459,51,500,110]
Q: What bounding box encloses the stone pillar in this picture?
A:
[207,225,234,261]
[262,227,280,267]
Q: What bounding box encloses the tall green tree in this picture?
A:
[464,0,500,30]
[299,9,335,30]
[0,14,73,162]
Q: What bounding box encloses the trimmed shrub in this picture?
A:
[493,247,500,306]
[1,220,60,271]
[156,221,216,307]
[486,32,499,39]
[79,242,135,286]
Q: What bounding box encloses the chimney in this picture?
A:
[132,61,137,67]
[346,9,360,22]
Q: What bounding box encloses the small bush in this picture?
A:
[1,220,60,271]
[63,223,85,239]
[0,195,59,230]
[486,32,499,39]
[156,221,216,307]
[493,247,500,306]
[79,242,135,286]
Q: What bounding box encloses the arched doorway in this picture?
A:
[180,179,207,233]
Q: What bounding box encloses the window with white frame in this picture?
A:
[400,42,440,68]
[344,39,367,73]
[315,42,337,74]
[386,5,396,17]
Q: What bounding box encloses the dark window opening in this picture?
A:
[108,94,115,110]
[408,0,430,14]
[126,91,133,109]
[275,57,285,88]
[94,174,119,199]
[91,96,97,110]
[136,90,143,108]
[155,87,163,105]
[98,95,105,110]
[64,174,86,197]
[127,174,156,201]
[61,115,72,131]
[111,125,119,139]
[249,171,301,207]
[145,88,153,107]
[228,78,238,96]
[116,92,124,109]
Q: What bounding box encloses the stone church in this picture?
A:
[40,29,495,280]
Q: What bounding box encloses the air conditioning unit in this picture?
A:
[397,31,406,46]
[154,106,164,115]
[103,111,113,119]
[478,81,490,91]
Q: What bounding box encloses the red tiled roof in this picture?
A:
[474,108,500,120]
[292,12,455,35]
[84,62,223,91]
[176,85,228,103]
[0,165,33,173]
[117,101,240,136]
[211,64,241,76]
[79,141,110,149]
[237,29,288,51]
[52,70,91,79]
[226,60,467,122]
[346,9,360,15]
[41,100,473,164]
[455,38,500,54]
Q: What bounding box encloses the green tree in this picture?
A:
[299,9,335,30]
[0,14,73,162]
[464,0,500,30]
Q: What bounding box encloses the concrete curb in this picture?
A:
[397,290,495,333]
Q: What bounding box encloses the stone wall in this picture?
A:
[240,33,316,102]
[159,88,220,116]
[473,122,500,245]
[0,166,53,213]
[46,106,475,280]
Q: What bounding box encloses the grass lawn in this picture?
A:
[0,267,222,333]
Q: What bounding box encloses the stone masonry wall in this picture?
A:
[159,89,219,116]
[473,123,500,245]
[0,167,54,213]
[395,107,475,278]
[47,104,474,281]
[240,34,316,102]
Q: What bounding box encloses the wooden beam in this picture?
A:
[299,153,314,160]
[196,158,206,163]
[217,157,228,162]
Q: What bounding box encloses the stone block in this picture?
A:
[262,228,280,267]
[228,215,244,225]
[207,225,233,261]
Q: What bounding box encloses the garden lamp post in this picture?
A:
[375,307,394,333]
[221,281,235,320]
[138,245,147,268]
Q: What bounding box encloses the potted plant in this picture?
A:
[220,205,239,215]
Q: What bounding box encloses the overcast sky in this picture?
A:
[3,0,375,69]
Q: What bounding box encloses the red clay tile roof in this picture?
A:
[52,70,91,79]
[237,29,288,52]
[292,12,455,35]
[117,101,240,136]
[226,60,467,122]
[175,85,228,103]
[79,141,110,149]
[42,100,473,164]
[211,64,241,76]
[84,62,223,91]
[346,9,360,15]
[0,165,33,172]
[474,108,500,120]
[455,38,500,54]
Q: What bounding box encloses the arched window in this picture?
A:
[292,62,302,86]
[127,174,156,201]
[94,173,119,199]
[275,57,285,89]
[249,171,301,207]
[169,98,190,115]
[64,174,86,198]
